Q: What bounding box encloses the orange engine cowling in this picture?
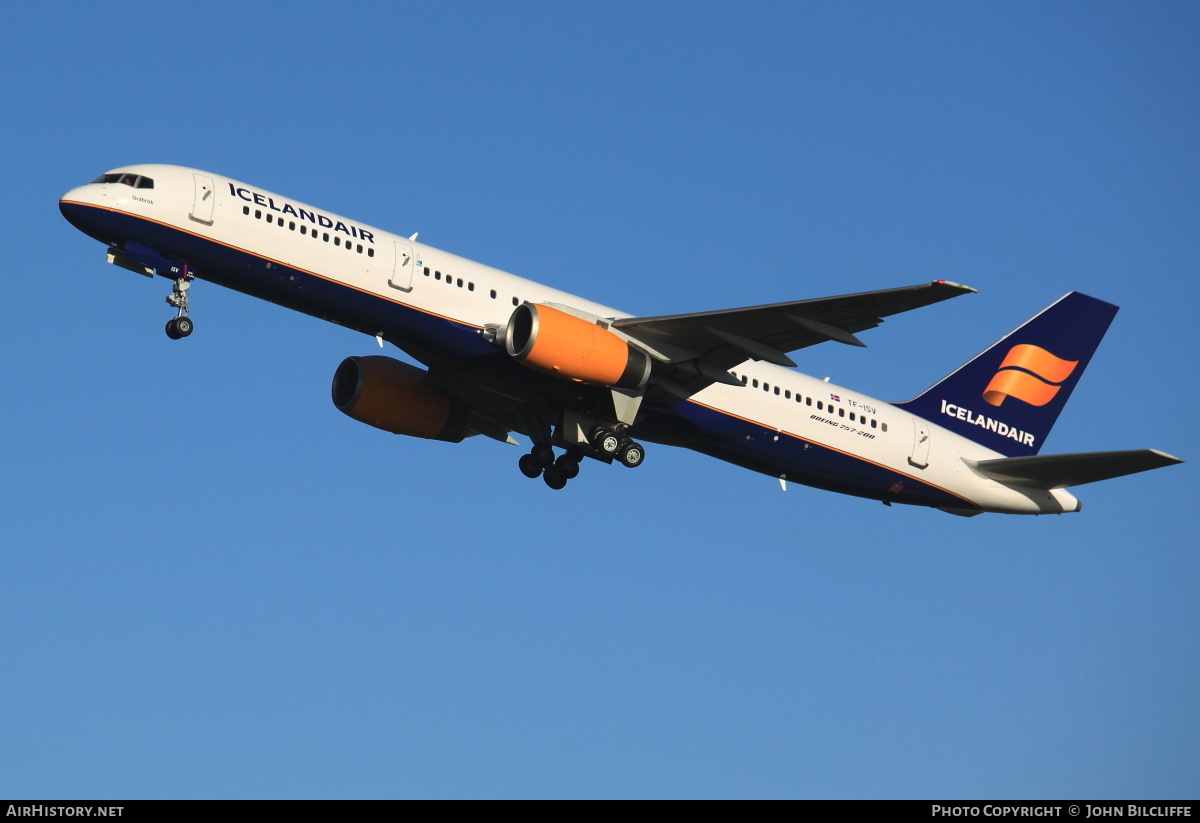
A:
[331,356,469,442]
[504,303,651,390]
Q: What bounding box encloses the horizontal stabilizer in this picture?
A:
[968,449,1183,490]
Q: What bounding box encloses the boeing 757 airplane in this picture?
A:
[59,165,1181,516]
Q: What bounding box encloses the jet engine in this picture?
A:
[331,356,470,442]
[504,303,651,390]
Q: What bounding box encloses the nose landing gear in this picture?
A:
[164,273,194,339]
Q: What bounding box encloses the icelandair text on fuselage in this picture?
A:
[7,807,123,817]
[932,808,1192,818]
[940,399,1035,448]
[227,183,375,244]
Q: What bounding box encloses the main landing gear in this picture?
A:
[164,273,194,339]
[589,425,646,469]
[516,427,646,490]
[518,444,582,490]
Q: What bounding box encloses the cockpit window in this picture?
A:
[90,173,154,189]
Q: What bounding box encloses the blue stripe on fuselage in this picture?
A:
[61,201,494,360]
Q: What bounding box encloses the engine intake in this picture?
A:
[332,356,469,442]
[505,303,651,390]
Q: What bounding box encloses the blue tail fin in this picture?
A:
[894,292,1118,457]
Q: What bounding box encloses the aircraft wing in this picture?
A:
[611,280,977,397]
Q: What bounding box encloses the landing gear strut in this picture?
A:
[164,273,195,339]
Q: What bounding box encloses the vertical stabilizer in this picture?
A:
[895,292,1118,457]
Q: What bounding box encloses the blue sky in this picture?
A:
[1,1,1197,799]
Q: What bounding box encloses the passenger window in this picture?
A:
[266,214,273,224]
[334,236,340,246]
[838,408,845,417]
[242,206,249,215]
[490,289,497,298]
[367,248,374,257]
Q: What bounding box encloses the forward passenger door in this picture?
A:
[388,241,416,292]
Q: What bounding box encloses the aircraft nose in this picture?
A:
[60,184,96,207]
[59,184,109,240]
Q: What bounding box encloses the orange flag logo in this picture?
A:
[982,344,1078,407]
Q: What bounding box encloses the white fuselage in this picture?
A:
[60,164,1082,515]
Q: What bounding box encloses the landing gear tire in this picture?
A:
[555,454,581,480]
[618,441,645,468]
[591,427,622,457]
[518,453,544,479]
[542,467,568,490]
[165,316,193,339]
[531,443,555,469]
